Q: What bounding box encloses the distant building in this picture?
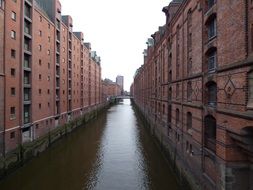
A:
[116,75,124,94]
[102,78,121,101]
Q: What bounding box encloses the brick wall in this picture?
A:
[132,0,253,189]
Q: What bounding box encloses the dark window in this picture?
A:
[176,26,180,79]
[24,105,30,124]
[24,3,31,18]
[187,81,192,101]
[208,18,217,39]
[176,84,179,99]
[204,115,216,153]
[24,37,31,51]
[10,132,15,139]
[24,54,30,68]
[187,112,192,130]
[208,50,217,72]
[251,25,253,52]
[188,57,192,75]
[10,107,15,119]
[24,20,31,35]
[11,49,16,58]
[207,82,217,107]
[39,89,42,94]
[11,68,15,76]
[248,71,253,106]
[11,87,15,96]
[176,109,179,127]
[39,59,42,65]
[187,9,192,26]
[168,87,172,100]
[207,0,215,10]
[24,71,30,85]
[24,88,30,101]
[39,103,41,109]
[39,74,41,80]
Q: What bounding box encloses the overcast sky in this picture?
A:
[61,0,172,91]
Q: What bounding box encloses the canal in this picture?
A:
[0,100,180,190]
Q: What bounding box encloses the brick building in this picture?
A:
[116,75,124,94]
[0,0,102,154]
[132,0,253,189]
[102,78,121,101]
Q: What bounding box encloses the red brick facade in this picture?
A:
[0,0,103,154]
[0,3,4,156]
[132,0,253,189]
[102,79,121,101]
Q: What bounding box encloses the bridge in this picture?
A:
[115,95,133,99]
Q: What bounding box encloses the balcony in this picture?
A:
[24,88,31,102]
[24,2,32,19]
[24,71,31,87]
[24,55,31,69]
[56,43,60,54]
[56,54,60,65]
[24,20,31,36]
[56,31,60,42]
[56,19,61,30]
[24,37,31,52]
[23,105,31,124]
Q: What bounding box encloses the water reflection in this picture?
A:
[0,99,179,190]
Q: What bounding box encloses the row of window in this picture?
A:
[174,108,216,153]
[174,81,217,106]
[175,109,193,130]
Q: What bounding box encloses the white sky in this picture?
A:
[61,0,172,91]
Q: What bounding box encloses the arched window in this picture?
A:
[204,115,216,153]
[176,83,179,99]
[176,109,179,127]
[188,57,192,75]
[248,71,253,107]
[187,81,192,101]
[169,70,172,82]
[176,25,180,79]
[168,87,172,101]
[207,15,216,40]
[168,105,172,123]
[187,9,192,26]
[207,82,217,106]
[187,112,192,130]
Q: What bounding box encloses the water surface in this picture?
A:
[0,99,179,190]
